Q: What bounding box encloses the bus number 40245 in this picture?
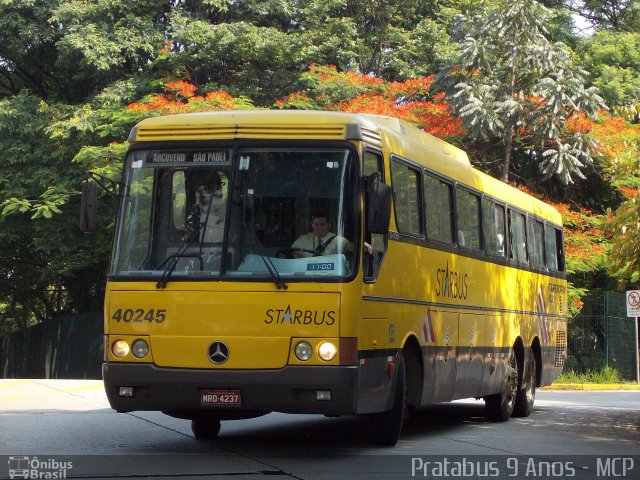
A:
[111,308,166,323]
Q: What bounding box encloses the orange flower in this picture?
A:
[566,113,594,134]
[572,299,584,310]
[619,186,638,198]
[166,81,197,98]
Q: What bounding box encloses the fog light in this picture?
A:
[131,339,149,358]
[295,341,313,361]
[119,386,134,397]
[112,340,130,358]
[317,341,337,361]
[316,390,332,401]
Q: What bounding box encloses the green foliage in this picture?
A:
[577,31,640,108]
[0,94,111,330]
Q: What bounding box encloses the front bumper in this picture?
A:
[103,362,358,416]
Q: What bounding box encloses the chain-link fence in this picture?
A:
[567,291,639,381]
[0,313,102,379]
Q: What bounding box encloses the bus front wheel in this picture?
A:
[191,418,221,440]
[367,352,406,446]
[484,350,518,422]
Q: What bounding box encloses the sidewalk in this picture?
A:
[543,383,640,390]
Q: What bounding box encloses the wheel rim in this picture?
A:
[506,353,518,410]
[525,356,536,404]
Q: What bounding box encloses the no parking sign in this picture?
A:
[627,290,640,318]
[627,290,640,384]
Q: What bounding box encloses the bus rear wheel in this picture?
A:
[513,351,536,417]
[367,352,406,446]
[484,350,518,422]
[191,418,221,440]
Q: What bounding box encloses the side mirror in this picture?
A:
[366,172,392,234]
[79,180,97,233]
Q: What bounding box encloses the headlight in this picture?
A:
[295,341,313,361]
[318,341,337,361]
[131,339,149,358]
[112,340,130,358]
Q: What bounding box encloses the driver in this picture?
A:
[291,212,353,258]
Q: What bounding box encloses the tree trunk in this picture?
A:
[501,125,514,183]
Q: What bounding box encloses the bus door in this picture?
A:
[454,312,486,399]
[429,309,459,403]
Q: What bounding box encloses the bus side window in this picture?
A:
[424,173,454,244]
[482,198,506,257]
[527,217,545,268]
[509,209,528,264]
[364,149,387,281]
[545,225,565,272]
[390,158,423,236]
[456,186,481,250]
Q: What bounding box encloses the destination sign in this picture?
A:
[147,149,231,165]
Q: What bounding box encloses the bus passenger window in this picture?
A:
[527,218,545,268]
[509,210,528,263]
[482,199,506,257]
[391,159,422,236]
[456,187,481,250]
[424,174,454,243]
[545,225,564,272]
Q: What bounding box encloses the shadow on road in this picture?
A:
[197,400,489,454]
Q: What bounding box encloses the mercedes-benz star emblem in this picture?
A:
[208,341,229,364]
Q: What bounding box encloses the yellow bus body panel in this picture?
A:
[106,283,341,369]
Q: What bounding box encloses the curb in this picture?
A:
[542,383,640,391]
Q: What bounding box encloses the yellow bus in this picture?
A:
[82,110,567,445]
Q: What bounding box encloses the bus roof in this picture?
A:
[128,110,561,224]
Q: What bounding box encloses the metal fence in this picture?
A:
[567,291,639,381]
[0,312,103,379]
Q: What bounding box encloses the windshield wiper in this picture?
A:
[156,210,203,289]
[243,224,288,290]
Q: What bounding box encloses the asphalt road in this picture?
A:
[1,380,639,479]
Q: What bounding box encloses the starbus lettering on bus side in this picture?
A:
[436,261,468,300]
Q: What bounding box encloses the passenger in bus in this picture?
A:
[195,180,226,243]
[291,212,353,258]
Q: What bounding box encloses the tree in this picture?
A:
[0,0,635,333]
[436,0,605,184]
[0,94,112,332]
[594,115,640,284]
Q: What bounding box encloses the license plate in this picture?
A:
[200,389,241,407]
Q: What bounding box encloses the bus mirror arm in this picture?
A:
[79,171,120,234]
[364,172,392,235]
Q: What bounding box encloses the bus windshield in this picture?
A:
[110,145,359,281]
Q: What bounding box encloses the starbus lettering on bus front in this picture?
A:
[264,304,336,325]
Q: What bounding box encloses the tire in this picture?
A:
[368,352,406,446]
[513,351,536,417]
[191,418,221,440]
[484,349,518,422]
